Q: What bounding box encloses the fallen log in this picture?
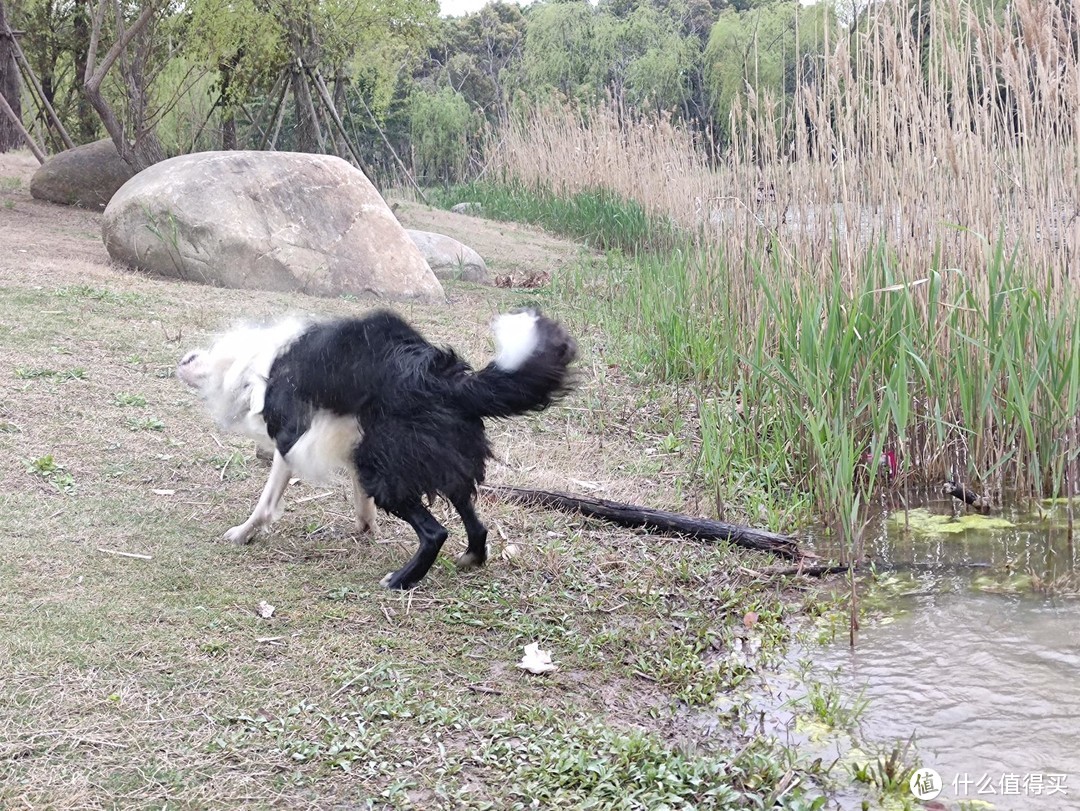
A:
[482,485,805,560]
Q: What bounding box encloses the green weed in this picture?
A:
[125,416,165,432]
[14,367,86,381]
[114,392,147,407]
[25,454,76,493]
[433,181,677,255]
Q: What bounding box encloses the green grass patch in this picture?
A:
[14,367,86,381]
[431,180,679,255]
[125,415,165,432]
[114,392,148,407]
[54,285,145,307]
[550,223,1080,545]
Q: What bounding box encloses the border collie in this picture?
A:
[177,309,576,589]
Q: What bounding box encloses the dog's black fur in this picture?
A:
[258,309,575,589]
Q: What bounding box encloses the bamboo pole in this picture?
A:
[3,20,74,149]
[0,89,45,162]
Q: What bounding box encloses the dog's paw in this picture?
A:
[224,524,255,545]
[355,517,378,535]
[455,550,487,571]
[380,569,418,590]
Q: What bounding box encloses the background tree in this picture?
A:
[0,0,21,152]
[521,0,598,101]
[427,1,526,124]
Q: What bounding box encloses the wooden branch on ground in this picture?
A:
[747,560,996,579]
[483,485,805,560]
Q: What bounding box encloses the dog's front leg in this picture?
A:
[224,450,292,544]
[351,470,377,535]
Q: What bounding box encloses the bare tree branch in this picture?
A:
[82,2,164,171]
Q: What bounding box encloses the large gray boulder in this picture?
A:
[102,151,444,302]
[406,229,491,285]
[30,138,135,209]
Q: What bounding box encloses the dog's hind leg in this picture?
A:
[449,494,488,572]
[224,450,292,545]
[350,470,377,535]
[379,502,449,590]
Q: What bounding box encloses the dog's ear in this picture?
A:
[248,378,267,416]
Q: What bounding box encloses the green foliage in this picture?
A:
[432,1,527,121]
[182,0,287,95]
[408,86,477,182]
[704,2,835,137]
[521,1,599,100]
[520,0,703,114]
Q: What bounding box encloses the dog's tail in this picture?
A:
[455,310,577,419]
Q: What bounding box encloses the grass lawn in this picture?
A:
[0,154,826,809]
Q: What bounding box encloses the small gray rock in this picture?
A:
[450,201,483,216]
[406,229,491,285]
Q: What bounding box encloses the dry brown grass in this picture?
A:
[490,0,1077,293]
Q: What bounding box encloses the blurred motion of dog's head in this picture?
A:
[176,317,309,444]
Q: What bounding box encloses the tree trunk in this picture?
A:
[71,0,98,142]
[0,0,22,152]
[83,2,165,172]
[291,66,323,153]
[220,64,236,149]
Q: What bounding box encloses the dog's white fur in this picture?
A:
[492,310,540,371]
[177,318,374,544]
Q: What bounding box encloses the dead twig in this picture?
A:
[97,548,152,560]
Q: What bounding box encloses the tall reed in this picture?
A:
[491,0,1077,288]
[480,0,1080,529]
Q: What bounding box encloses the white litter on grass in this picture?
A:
[256,601,275,619]
[500,543,521,561]
[518,642,556,674]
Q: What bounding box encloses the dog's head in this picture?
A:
[176,348,212,391]
[177,318,309,437]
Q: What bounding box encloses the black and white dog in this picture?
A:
[177,308,576,589]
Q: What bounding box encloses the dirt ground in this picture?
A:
[0,149,805,809]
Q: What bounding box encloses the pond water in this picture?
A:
[805,497,1080,809]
